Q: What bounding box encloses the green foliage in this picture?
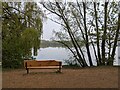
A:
[2,2,43,68]
[2,59,22,68]
[0,1,2,14]
[21,28,40,57]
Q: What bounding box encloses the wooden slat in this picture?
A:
[27,66,62,69]
[24,60,61,67]
[24,60,36,67]
[36,61,60,66]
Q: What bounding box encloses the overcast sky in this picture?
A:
[36,2,61,40]
[42,17,61,40]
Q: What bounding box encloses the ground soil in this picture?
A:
[2,66,119,88]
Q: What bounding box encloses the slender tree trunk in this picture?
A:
[90,35,98,66]
[94,2,102,65]
[71,33,88,66]
[67,24,87,67]
[71,9,87,63]
[70,6,88,66]
[65,20,87,67]
[109,9,120,65]
[101,2,108,65]
[107,28,112,65]
[83,2,93,66]
[55,2,88,67]
[57,41,84,67]
[42,2,88,67]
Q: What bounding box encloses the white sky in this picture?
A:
[36,2,62,40]
[42,17,61,40]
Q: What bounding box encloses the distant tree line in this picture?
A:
[41,40,73,48]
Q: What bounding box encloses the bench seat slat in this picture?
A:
[27,66,62,69]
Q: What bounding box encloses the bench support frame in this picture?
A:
[25,62,29,74]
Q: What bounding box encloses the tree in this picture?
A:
[41,1,119,67]
[2,2,43,68]
[94,2,102,65]
[101,2,108,65]
[89,2,119,65]
[109,2,120,65]
[83,2,93,66]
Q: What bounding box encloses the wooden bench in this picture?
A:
[24,60,62,74]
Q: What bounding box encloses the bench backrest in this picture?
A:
[24,60,62,67]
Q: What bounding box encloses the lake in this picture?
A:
[33,47,72,65]
[33,47,119,66]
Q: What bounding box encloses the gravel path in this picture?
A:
[2,66,119,88]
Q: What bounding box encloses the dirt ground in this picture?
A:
[2,66,119,88]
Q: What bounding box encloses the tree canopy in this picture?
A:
[2,2,43,68]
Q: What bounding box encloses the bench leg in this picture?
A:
[27,68,29,74]
[59,62,62,73]
[57,67,61,73]
[59,68,61,73]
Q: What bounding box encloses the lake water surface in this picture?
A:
[33,47,119,66]
[33,47,72,65]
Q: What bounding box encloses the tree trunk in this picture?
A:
[109,8,120,65]
[56,2,88,67]
[94,2,102,65]
[83,2,93,66]
[101,2,108,65]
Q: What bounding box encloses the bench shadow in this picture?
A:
[23,70,63,76]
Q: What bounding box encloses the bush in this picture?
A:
[2,59,23,69]
[64,57,80,67]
